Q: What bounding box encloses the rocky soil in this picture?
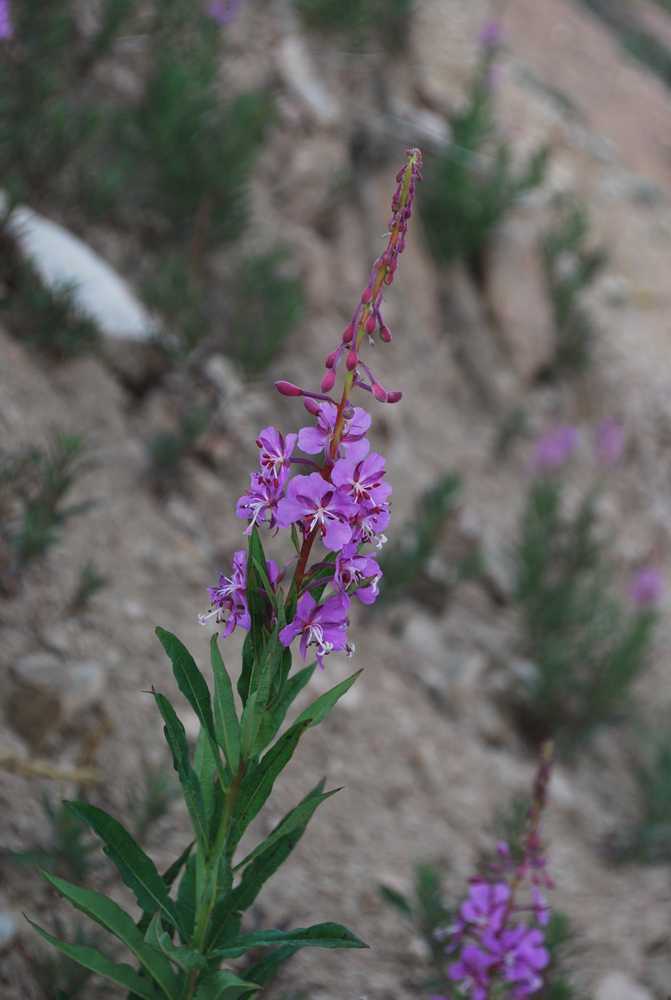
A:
[3,1,671,998]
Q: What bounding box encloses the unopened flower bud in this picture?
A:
[275,381,303,397]
[360,287,374,305]
[384,272,394,285]
[346,348,358,371]
[364,314,377,334]
[386,390,403,403]
[372,382,388,402]
[303,397,320,415]
[342,322,354,343]
[343,402,355,419]
[379,325,392,343]
[325,349,338,369]
[321,370,336,392]
[373,257,384,269]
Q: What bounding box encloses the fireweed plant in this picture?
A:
[433,743,555,1000]
[30,150,422,999]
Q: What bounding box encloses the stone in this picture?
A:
[277,34,340,126]
[6,205,156,342]
[593,972,654,1000]
[483,215,555,382]
[9,652,106,745]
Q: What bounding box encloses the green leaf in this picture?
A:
[176,854,197,940]
[156,628,226,787]
[293,670,362,729]
[193,969,258,1000]
[233,788,338,872]
[206,780,326,953]
[212,921,368,958]
[37,867,179,998]
[162,840,195,891]
[379,885,413,917]
[237,632,255,706]
[54,991,73,1000]
[246,527,269,663]
[154,692,209,853]
[146,912,207,972]
[195,726,219,824]
[210,634,240,772]
[232,718,312,847]
[239,945,300,985]
[270,662,316,738]
[27,919,164,1000]
[65,802,184,937]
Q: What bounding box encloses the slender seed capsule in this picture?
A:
[346,348,358,371]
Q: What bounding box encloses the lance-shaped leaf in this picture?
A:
[156,628,226,787]
[54,991,73,1000]
[65,801,184,937]
[239,945,300,985]
[146,912,207,972]
[37,868,179,998]
[237,632,255,707]
[212,922,368,958]
[293,670,362,730]
[246,526,270,663]
[269,662,315,738]
[233,788,339,872]
[231,717,312,849]
[154,692,209,854]
[193,969,259,1000]
[210,634,240,772]
[206,780,327,953]
[27,919,164,1000]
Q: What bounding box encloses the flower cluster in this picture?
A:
[436,744,554,1000]
[200,150,422,668]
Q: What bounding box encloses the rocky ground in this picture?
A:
[3,0,671,997]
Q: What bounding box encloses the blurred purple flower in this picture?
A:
[530,425,578,472]
[206,0,244,25]
[0,0,12,39]
[479,19,504,49]
[279,592,351,668]
[628,567,663,609]
[594,418,625,467]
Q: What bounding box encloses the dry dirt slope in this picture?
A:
[3,0,671,997]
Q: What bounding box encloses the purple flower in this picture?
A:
[497,926,549,997]
[331,452,392,509]
[0,0,12,39]
[448,943,496,1000]
[206,0,244,25]
[276,472,357,551]
[349,500,390,548]
[335,543,382,605]
[279,592,351,668]
[256,426,297,481]
[530,425,578,472]
[628,566,663,609]
[199,551,250,636]
[298,401,371,462]
[594,418,625,467]
[236,469,288,534]
[460,882,511,936]
[479,19,504,49]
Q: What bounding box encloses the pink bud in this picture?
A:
[364,314,377,334]
[342,322,354,344]
[386,390,403,403]
[387,258,398,273]
[384,272,394,285]
[275,381,302,397]
[325,349,338,369]
[361,287,374,305]
[379,325,392,343]
[346,348,358,371]
[303,398,320,415]
[372,382,388,402]
[321,370,336,392]
[373,257,384,269]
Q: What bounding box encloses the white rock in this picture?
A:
[593,972,654,1000]
[12,652,105,719]
[278,34,340,126]
[6,205,156,342]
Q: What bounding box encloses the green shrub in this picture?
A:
[420,51,548,268]
[513,476,656,746]
[295,0,413,53]
[539,199,606,378]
